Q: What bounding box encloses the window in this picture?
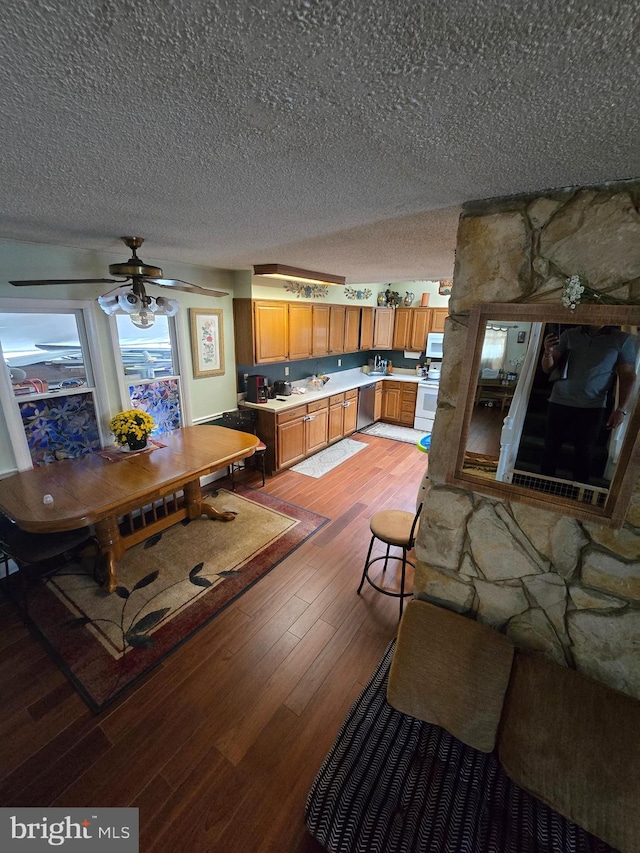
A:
[113,313,185,435]
[0,301,107,470]
[480,326,508,372]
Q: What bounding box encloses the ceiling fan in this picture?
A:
[10,236,229,328]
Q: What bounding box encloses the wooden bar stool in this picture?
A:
[357,503,422,618]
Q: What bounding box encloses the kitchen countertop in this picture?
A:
[242,368,435,414]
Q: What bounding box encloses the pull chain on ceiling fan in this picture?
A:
[10,236,229,329]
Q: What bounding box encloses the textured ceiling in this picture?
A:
[0,0,638,284]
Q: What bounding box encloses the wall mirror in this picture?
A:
[448,303,640,526]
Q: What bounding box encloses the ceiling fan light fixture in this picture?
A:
[117,291,141,314]
[97,294,120,315]
[253,263,345,287]
[130,309,155,330]
[155,296,179,317]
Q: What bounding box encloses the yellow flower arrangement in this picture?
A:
[109,409,155,446]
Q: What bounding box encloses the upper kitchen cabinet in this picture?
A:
[329,306,346,354]
[429,307,448,333]
[289,302,313,361]
[392,307,432,351]
[372,307,394,349]
[233,299,289,364]
[312,304,330,357]
[343,305,361,352]
[360,307,374,350]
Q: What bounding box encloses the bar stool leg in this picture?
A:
[357,535,376,595]
[399,547,408,619]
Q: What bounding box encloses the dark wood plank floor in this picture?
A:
[0,432,427,852]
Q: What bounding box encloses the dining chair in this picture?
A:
[221,409,267,488]
[0,512,95,613]
[357,503,422,619]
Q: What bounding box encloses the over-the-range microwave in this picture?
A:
[425,332,444,359]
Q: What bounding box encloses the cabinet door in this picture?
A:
[374,382,383,421]
[305,406,329,454]
[409,308,431,351]
[430,307,448,333]
[343,306,360,352]
[360,307,374,350]
[328,402,344,443]
[373,308,394,349]
[329,306,346,354]
[278,416,306,467]
[254,301,289,363]
[288,303,313,361]
[312,305,330,357]
[342,392,358,435]
[382,386,402,422]
[392,308,412,350]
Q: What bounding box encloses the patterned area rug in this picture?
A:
[290,438,366,478]
[359,423,429,445]
[16,486,328,711]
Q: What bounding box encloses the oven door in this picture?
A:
[414,382,439,431]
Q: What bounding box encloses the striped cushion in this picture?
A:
[305,643,618,853]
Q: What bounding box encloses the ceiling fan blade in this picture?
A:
[147,278,229,297]
[10,278,121,286]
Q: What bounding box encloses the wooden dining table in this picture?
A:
[0,425,259,593]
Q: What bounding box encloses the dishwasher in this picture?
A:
[357,383,377,430]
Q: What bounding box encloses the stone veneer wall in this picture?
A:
[415,179,640,699]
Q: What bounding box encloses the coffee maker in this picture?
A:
[246,374,269,403]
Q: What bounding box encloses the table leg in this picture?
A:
[94,516,124,593]
[184,479,236,522]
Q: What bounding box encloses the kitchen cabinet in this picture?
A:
[329,306,345,354]
[374,381,383,421]
[382,381,417,427]
[288,302,313,361]
[233,299,289,365]
[343,388,358,434]
[273,398,329,470]
[234,298,401,366]
[329,389,359,443]
[277,406,306,468]
[373,308,394,349]
[430,307,448,333]
[391,307,431,351]
[343,306,361,352]
[312,305,330,357]
[360,307,374,350]
[305,399,329,454]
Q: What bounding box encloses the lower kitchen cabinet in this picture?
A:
[381,381,417,427]
[263,399,329,471]
[328,389,358,443]
[374,382,383,421]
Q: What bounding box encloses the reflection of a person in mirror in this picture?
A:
[540,325,636,484]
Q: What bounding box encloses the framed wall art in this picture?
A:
[189,308,225,377]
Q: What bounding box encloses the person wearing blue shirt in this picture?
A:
[539,324,636,484]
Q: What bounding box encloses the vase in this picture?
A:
[125,435,148,451]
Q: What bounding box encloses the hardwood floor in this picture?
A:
[0,433,427,852]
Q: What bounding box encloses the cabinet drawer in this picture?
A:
[345,388,358,401]
[307,399,328,414]
[384,380,404,391]
[277,406,306,425]
[329,393,345,406]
